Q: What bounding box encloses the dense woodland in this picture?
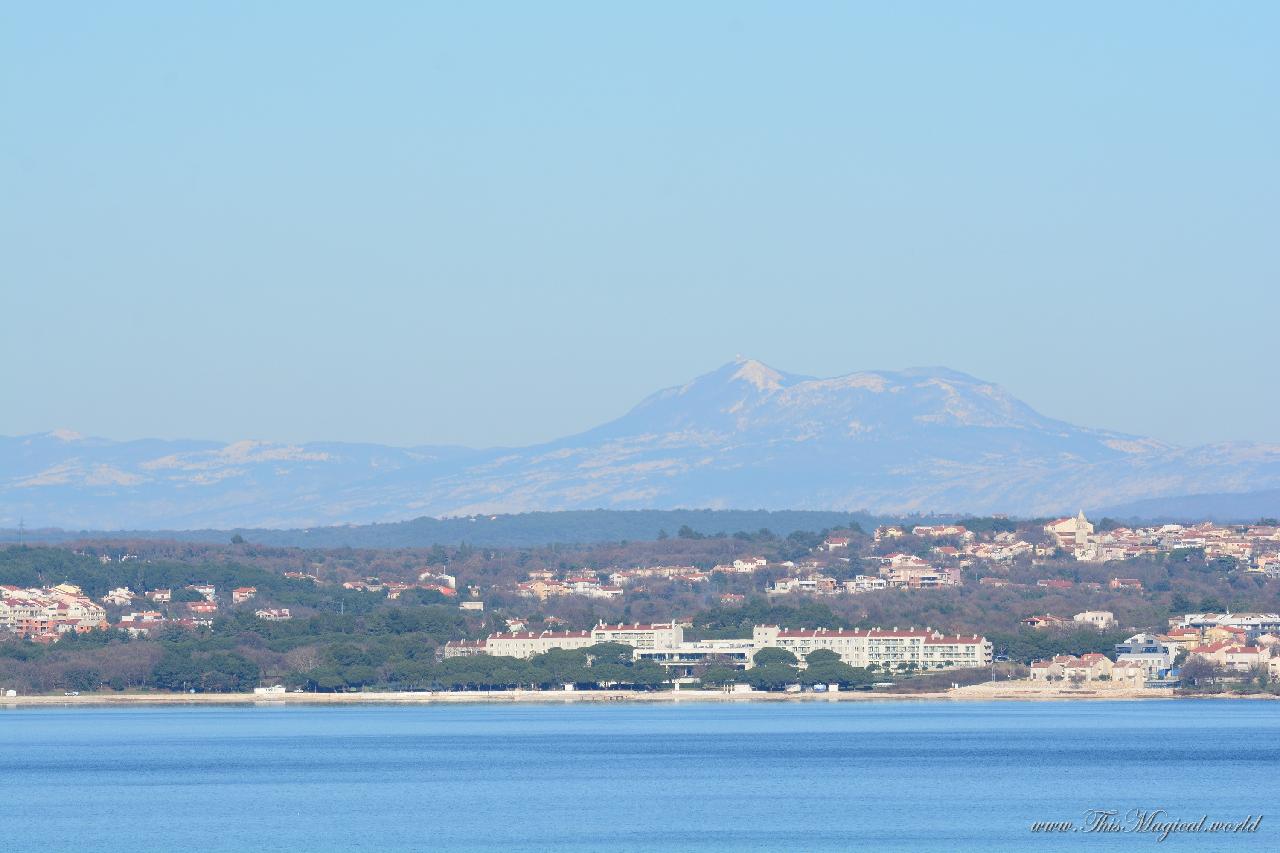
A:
[2,515,1278,695]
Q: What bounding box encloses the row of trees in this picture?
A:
[715,648,880,690]
[300,645,884,694]
[2,623,910,694]
[291,643,670,692]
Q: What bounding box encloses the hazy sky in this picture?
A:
[3,4,1276,449]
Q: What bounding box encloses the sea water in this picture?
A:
[1,700,1274,852]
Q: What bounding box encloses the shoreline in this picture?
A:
[9,682,1269,707]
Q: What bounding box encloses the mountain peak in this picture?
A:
[729,357,786,392]
[897,366,985,384]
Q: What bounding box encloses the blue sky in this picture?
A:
[3,3,1276,448]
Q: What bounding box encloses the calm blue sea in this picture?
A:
[0,700,1274,852]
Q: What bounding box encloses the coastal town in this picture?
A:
[8,6,1273,847]
[2,511,1280,698]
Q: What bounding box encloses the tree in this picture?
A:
[199,651,260,692]
[625,661,669,689]
[587,661,630,686]
[529,648,591,686]
[341,665,380,688]
[800,660,869,688]
[284,645,322,673]
[61,667,102,692]
[699,665,742,687]
[1199,595,1226,612]
[752,647,798,667]
[327,644,374,667]
[745,663,798,691]
[804,649,842,666]
[151,650,201,691]
[585,642,634,667]
[399,588,449,606]
[1180,657,1222,688]
[302,667,346,692]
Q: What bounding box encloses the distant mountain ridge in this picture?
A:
[1094,489,1280,523]
[1,509,878,549]
[4,358,1279,529]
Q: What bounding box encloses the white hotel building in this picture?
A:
[446,622,989,673]
[445,623,684,659]
[752,626,992,671]
[591,622,683,649]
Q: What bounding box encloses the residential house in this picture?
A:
[1037,579,1074,590]
[1115,632,1176,678]
[187,584,217,602]
[1030,653,1114,683]
[1109,578,1144,591]
[255,608,292,621]
[1020,614,1071,630]
[101,587,136,607]
[1073,611,1117,630]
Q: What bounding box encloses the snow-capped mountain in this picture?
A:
[4,358,1279,529]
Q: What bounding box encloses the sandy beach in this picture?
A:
[4,680,1234,707]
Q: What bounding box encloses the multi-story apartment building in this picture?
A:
[0,585,107,637]
[445,622,989,675]
[1114,632,1177,678]
[1175,612,1280,639]
[590,622,683,649]
[482,630,595,658]
[441,639,488,658]
[751,626,991,671]
[634,638,757,672]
